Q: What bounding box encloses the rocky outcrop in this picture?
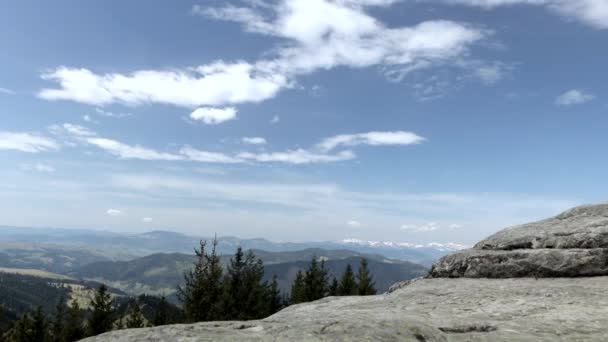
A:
[429,203,608,278]
[82,277,608,341]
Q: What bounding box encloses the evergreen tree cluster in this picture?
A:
[0,240,378,340]
[292,257,376,304]
[177,239,284,322]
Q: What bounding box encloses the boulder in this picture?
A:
[430,203,608,278]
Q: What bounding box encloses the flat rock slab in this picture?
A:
[475,204,608,250]
[429,248,608,278]
[82,277,608,341]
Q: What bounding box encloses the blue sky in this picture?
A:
[0,0,607,244]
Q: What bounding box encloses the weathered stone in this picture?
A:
[429,203,608,278]
[429,248,608,278]
[81,277,608,341]
[475,203,608,251]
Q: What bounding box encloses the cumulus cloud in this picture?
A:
[38,0,487,108]
[190,107,238,124]
[317,131,425,152]
[142,217,153,223]
[242,137,267,145]
[106,209,122,216]
[443,0,608,29]
[0,132,60,153]
[555,89,595,106]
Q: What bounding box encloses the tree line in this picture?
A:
[1,239,376,341]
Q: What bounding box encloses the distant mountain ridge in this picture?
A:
[0,226,462,266]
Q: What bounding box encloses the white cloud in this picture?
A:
[242,137,267,145]
[317,131,425,152]
[270,115,280,124]
[0,87,15,95]
[190,107,238,124]
[19,163,55,173]
[86,138,184,161]
[443,0,608,29]
[106,209,122,216]
[38,63,288,108]
[401,222,440,232]
[179,146,244,163]
[0,132,60,153]
[142,217,153,223]
[38,1,488,108]
[347,220,363,227]
[237,149,356,164]
[62,123,96,137]
[555,89,595,106]
[94,107,132,118]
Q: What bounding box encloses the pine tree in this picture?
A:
[357,258,377,295]
[221,247,268,320]
[153,297,168,326]
[64,301,84,342]
[338,264,358,296]
[289,270,305,304]
[329,277,339,296]
[9,313,34,342]
[88,284,114,336]
[266,275,283,315]
[49,296,66,342]
[177,238,223,322]
[303,257,329,301]
[31,306,47,342]
[126,301,145,328]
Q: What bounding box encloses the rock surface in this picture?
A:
[429,203,608,278]
[82,277,608,341]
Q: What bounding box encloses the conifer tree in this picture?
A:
[266,275,283,315]
[303,257,329,301]
[177,238,223,322]
[289,270,305,304]
[64,301,84,342]
[329,277,339,296]
[357,258,377,295]
[88,284,114,336]
[10,313,34,342]
[338,264,358,296]
[31,306,47,342]
[221,247,267,320]
[126,301,145,329]
[49,296,66,342]
[153,297,168,326]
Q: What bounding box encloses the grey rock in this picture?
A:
[475,203,608,250]
[81,277,608,341]
[429,203,608,278]
[429,248,608,278]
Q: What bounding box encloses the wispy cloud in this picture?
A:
[0,132,60,153]
[0,87,15,95]
[317,131,425,152]
[19,163,55,173]
[443,0,608,29]
[106,209,122,216]
[555,89,595,106]
[56,124,423,165]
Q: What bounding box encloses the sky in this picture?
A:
[0,0,607,244]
